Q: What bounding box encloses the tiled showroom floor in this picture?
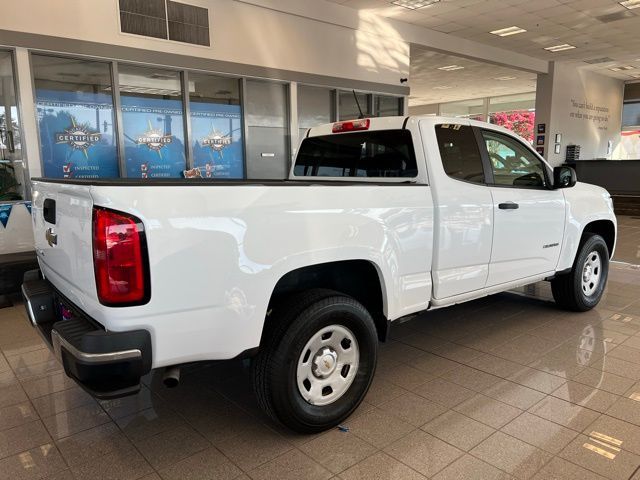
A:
[1,217,640,480]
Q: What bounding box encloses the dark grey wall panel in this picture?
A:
[119,0,168,40]
[167,1,210,46]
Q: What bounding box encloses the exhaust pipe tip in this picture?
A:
[162,366,181,388]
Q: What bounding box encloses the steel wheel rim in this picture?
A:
[296,324,359,406]
[581,251,602,297]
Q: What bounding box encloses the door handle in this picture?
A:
[498,202,519,210]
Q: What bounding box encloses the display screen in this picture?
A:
[36,89,118,178]
[121,95,186,178]
[190,102,243,178]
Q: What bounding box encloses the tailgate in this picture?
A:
[32,180,96,303]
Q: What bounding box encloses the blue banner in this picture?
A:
[121,96,186,179]
[0,204,12,228]
[191,103,244,178]
[24,201,31,215]
[35,89,119,179]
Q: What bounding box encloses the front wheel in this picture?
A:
[551,234,609,311]
[252,289,378,433]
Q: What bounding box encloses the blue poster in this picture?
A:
[191,102,244,178]
[0,204,12,228]
[36,90,118,179]
[121,96,186,179]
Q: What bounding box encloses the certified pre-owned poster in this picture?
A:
[190,102,244,178]
[36,89,118,178]
[121,96,187,179]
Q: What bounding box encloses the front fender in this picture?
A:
[557,182,617,271]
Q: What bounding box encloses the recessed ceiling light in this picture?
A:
[433,85,452,90]
[493,76,517,81]
[391,0,440,9]
[544,44,576,52]
[584,57,615,64]
[620,0,640,9]
[610,65,635,71]
[437,65,465,71]
[490,26,527,37]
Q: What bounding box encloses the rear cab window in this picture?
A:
[294,130,418,179]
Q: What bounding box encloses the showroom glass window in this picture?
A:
[622,102,640,128]
[435,124,485,183]
[482,130,547,188]
[32,54,118,179]
[119,64,186,179]
[297,85,334,145]
[189,73,243,178]
[339,91,370,120]
[488,92,535,144]
[0,50,25,200]
[440,98,485,121]
[245,79,289,179]
[375,95,403,117]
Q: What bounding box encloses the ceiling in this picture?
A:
[410,45,537,105]
[329,0,640,104]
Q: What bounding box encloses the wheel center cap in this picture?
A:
[312,348,338,378]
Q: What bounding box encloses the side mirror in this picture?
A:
[553,166,576,189]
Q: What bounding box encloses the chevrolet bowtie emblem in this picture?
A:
[45,227,58,247]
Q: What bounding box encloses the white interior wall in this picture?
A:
[535,62,624,166]
[0,0,409,86]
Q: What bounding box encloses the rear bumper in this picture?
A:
[21,276,152,399]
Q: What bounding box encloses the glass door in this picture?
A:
[0,50,25,201]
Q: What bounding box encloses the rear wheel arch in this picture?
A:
[264,260,389,343]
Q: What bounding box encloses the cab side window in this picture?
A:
[435,124,485,184]
[482,130,547,188]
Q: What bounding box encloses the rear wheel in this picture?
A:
[252,289,377,433]
[551,234,609,311]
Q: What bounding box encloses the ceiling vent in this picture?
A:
[119,0,210,46]
[584,57,614,64]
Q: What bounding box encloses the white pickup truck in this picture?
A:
[22,115,616,433]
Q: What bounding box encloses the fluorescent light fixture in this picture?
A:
[609,65,635,71]
[490,26,527,37]
[433,85,452,90]
[391,0,440,9]
[437,65,465,71]
[620,0,640,9]
[544,43,576,52]
[493,76,517,81]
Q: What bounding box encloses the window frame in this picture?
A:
[0,48,29,203]
[476,127,552,190]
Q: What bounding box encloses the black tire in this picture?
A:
[551,234,609,312]
[252,289,378,433]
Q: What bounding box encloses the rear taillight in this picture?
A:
[332,118,370,133]
[93,207,149,306]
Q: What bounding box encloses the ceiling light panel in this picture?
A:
[437,65,465,71]
[620,0,640,10]
[433,85,452,90]
[490,26,527,37]
[544,44,576,52]
[391,0,440,9]
[493,76,517,81]
[610,65,635,71]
